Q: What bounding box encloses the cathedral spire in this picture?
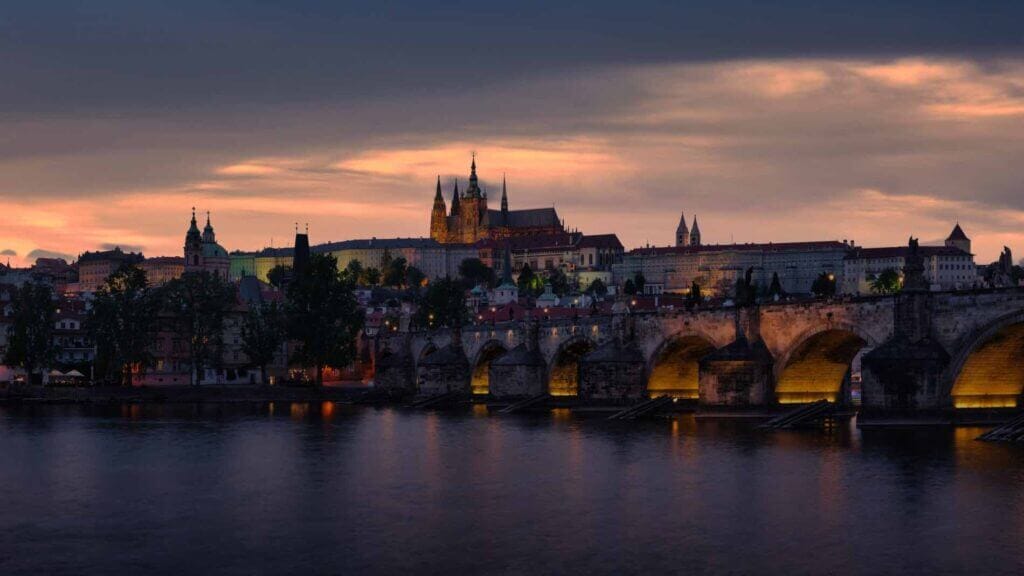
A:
[466,153,481,198]
[676,211,689,247]
[690,215,701,246]
[450,179,461,215]
[501,173,509,213]
[434,175,443,201]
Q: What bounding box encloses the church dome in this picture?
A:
[202,242,228,258]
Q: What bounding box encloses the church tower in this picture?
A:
[430,176,448,242]
[184,207,203,270]
[676,211,690,247]
[690,215,701,246]
[945,222,971,254]
[458,155,488,243]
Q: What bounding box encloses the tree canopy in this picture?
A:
[459,258,496,288]
[87,264,159,386]
[413,276,467,329]
[811,272,837,298]
[161,271,238,385]
[870,268,902,295]
[3,281,57,385]
[240,299,286,385]
[286,253,364,387]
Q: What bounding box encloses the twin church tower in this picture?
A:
[675,212,702,247]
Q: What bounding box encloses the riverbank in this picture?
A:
[0,383,375,405]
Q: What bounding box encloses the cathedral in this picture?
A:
[430,157,565,244]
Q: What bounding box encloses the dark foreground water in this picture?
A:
[2,404,1023,576]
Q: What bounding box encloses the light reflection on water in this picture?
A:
[0,403,1023,575]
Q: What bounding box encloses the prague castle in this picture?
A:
[430,156,565,244]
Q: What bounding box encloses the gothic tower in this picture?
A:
[184,207,203,269]
[501,174,509,219]
[676,211,690,247]
[430,176,448,242]
[690,215,701,246]
[458,155,488,243]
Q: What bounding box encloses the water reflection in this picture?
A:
[1,404,1023,575]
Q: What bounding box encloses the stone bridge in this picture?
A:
[375,287,1024,413]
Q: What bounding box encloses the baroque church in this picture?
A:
[430,156,565,244]
[184,208,230,277]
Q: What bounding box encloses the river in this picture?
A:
[1,403,1022,575]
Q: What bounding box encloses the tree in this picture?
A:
[266,265,291,289]
[360,267,381,287]
[413,276,467,329]
[459,258,496,288]
[240,300,286,385]
[623,279,637,295]
[286,253,364,387]
[586,278,608,297]
[633,272,647,295]
[3,282,57,385]
[405,266,427,289]
[383,256,408,288]
[768,272,784,298]
[161,271,238,386]
[87,264,159,386]
[686,281,702,307]
[516,263,543,296]
[343,259,364,283]
[811,272,837,298]
[548,269,570,297]
[870,268,902,295]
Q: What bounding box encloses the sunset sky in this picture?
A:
[4,1,1024,265]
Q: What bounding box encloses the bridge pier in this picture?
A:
[861,292,950,413]
[489,321,546,399]
[417,343,470,396]
[698,335,774,406]
[579,340,647,402]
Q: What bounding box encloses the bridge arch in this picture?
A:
[414,342,438,373]
[470,340,508,395]
[547,336,596,397]
[774,324,876,404]
[945,309,1024,409]
[646,333,719,399]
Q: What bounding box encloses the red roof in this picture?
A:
[845,246,969,260]
[630,240,849,256]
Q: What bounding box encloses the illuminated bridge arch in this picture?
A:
[470,340,508,395]
[946,310,1024,409]
[647,333,718,400]
[775,326,875,404]
[547,336,596,397]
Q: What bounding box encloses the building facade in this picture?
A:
[842,224,977,295]
[430,157,565,244]
[614,241,851,296]
[141,256,185,286]
[77,248,144,293]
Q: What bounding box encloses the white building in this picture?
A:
[841,224,977,295]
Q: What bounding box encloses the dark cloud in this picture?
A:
[0,249,16,256]
[2,1,1022,118]
[98,243,145,253]
[26,249,73,262]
